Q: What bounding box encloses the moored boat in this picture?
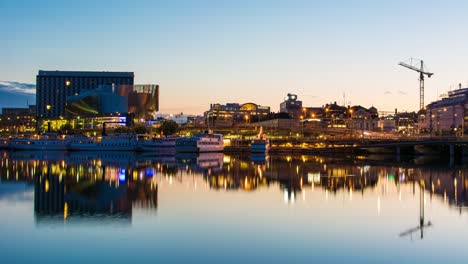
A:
[9,134,74,151]
[68,133,138,151]
[137,135,178,154]
[175,133,224,153]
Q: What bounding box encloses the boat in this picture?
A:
[9,134,75,151]
[175,133,224,153]
[250,139,270,154]
[176,152,223,171]
[137,135,178,154]
[68,133,138,151]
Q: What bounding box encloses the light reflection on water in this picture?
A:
[0,150,467,263]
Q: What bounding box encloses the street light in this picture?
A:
[300,115,304,136]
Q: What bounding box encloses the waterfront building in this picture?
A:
[345,105,379,131]
[36,70,134,118]
[66,84,159,120]
[419,87,468,135]
[301,107,323,119]
[377,116,397,132]
[155,113,194,125]
[395,111,418,133]
[204,102,270,127]
[280,93,303,119]
[0,105,36,133]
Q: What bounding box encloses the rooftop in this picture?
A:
[38,70,134,78]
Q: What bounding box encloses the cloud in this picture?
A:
[0,81,35,95]
[384,91,392,94]
[397,90,407,95]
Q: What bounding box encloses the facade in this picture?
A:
[420,87,468,135]
[280,93,303,119]
[0,105,36,133]
[395,112,418,133]
[66,86,128,117]
[204,102,270,127]
[65,84,159,120]
[36,70,134,118]
[345,105,379,131]
[377,116,397,132]
[123,84,159,119]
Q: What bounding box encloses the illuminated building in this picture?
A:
[0,105,36,133]
[345,105,379,130]
[36,70,134,118]
[65,84,158,119]
[419,87,468,135]
[204,102,270,127]
[280,93,303,119]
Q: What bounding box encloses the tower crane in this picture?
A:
[398,58,434,110]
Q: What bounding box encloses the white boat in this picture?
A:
[9,134,73,151]
[137,136,178,154]
[175,133,224,153]
[250,139,270,154]
[68,133,138,151]
[175,152,223,170]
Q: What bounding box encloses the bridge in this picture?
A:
[254,138,468,165]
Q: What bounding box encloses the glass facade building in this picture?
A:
[65,84,159,120]
[36,70,134,118]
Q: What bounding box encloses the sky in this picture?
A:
[2,0,468,114]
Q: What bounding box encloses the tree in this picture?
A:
[114,126,131,133]
[158,120,178,136]
[133,125,148,134]
[60,123,73,134]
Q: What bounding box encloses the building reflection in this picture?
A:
[0,151,159,226]
[0,150,467,215]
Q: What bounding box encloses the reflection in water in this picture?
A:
[0,150,467,229]
[399,182,433,240]
[0,151,159,226]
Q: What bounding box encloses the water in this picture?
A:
[0,151,467,263]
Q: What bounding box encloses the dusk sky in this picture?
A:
[2,0,468,114]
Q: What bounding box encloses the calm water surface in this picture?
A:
[0,151,467,263]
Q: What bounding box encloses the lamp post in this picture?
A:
[300,115,304,137]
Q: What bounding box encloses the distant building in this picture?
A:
[0,105,36,133]
[155,113,193,125]
[280,93,303,119]
[377,116,396,132]
[420,87,468,135]
[345,105,379,130]
[395,111,418,133]
[36,70,134,118]
[204,102,270,127]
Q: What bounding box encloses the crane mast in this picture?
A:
[399,58,434,110]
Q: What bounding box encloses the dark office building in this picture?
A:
[36,70,134,118]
